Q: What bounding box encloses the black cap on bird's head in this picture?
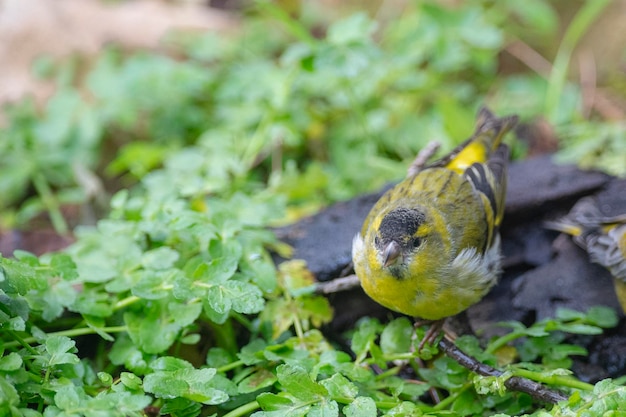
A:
[375,207,426,267]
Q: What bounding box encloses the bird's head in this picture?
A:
[373,207,428,276]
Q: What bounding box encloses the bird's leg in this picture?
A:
[416,319,446,352]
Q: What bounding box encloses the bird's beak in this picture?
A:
[382,241,401,267]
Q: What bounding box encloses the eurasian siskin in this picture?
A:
[546,196,626,313]
[352,107,518,343]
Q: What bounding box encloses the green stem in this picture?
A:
[113,295,141,311]
[217,359,245,373]
[222,400,260,417]
[242,110,274,170]
[512,368,594,391]
[381,352,419,361]
[485,331,525,354]
[545,0,612,122]
[432,382,473,411]
[231,311,254,332]
[32,172,69,235]
[374,400,412,410]
[372,366,401,380]
[332,396,358,405]
[255,0,317,46]
[208,319,238,355]
[6,330,39,355]
[292,312,305,341]
[3,326,127,349]
[277,274,306,344]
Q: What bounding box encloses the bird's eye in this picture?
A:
[412,237,422,248]
[374,236,380,246]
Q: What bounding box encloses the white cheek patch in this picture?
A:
[448,234,501,292]
[352,233,371,277]
[352,233,365,260]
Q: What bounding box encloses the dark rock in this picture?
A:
[504,155,610,223]
[273,185,390,282]
[466,274,529,339]
[0,229,74,257]
[511,236,621,320]
[501,220,556,269]
[588,334,626,379]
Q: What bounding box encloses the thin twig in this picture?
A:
[438,336,568,404]
[504,39,553,77]
[505,37,622,121]
[315,274,361,294]
[593,88,626,120]
[407,141,440,178]
[578,49,597,118]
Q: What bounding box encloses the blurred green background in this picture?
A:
[0,0,624,234]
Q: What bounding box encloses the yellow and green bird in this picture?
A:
[352,107,518,341]
[546,197,626,313]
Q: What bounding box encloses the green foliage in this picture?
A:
[1,0,624,416]
[1,242,623,416]
[0,0,553,229]
[2,0,619,231]
[555,121,626,176]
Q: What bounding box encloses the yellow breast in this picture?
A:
[352,168,495,320]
